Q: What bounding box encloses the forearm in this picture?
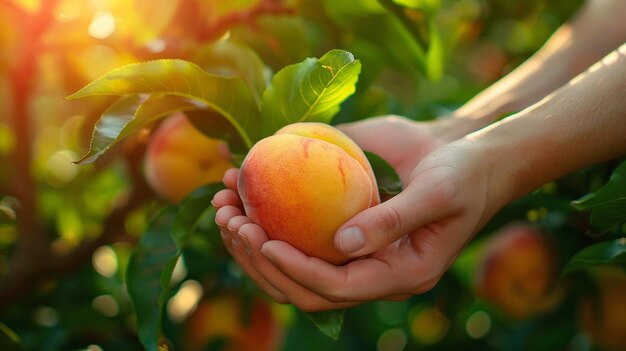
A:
[472,44,626,209]
[439,0,626,140]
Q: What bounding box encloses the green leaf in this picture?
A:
[392,0,440,13]
[172,184,223,247]
[126,207,179,351]
[185,109,248,155]
[364,151,403,196]
[67,59,261,154]
[192,40,267,107]
[425,20,444,82]
[127,184,225,350]
[562,238,626,275]
[0,323,23,351]
[305,309,345,340]
[76,94,200,164]
[572,161,626,230]
[260,50,361,137]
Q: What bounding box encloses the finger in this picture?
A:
[226,216,287,303]
[238,224,357,312]
[223,168,240,191]
[384,295,412,302]
[215,206,242,255]
[334,174,459,257]
[215,205,242,227]
[261,241,410,301]
[211,189,243,209]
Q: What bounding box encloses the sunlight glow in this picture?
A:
[92,245,118,278]
[88,12,116,39]
[33,306,59,327]
[167,280,203,323]
[466,310,492,339]
[92,295,119,317]
[377,328,408,351]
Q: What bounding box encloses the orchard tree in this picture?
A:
[1,0,625,351]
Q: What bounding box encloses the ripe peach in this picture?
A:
[580,267,626,350]
[238,122,380,265]
[475,222,562,319]
[185,294,284,351]
[144,113,232,203]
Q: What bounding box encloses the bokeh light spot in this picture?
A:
[466,310,492,339]
[88,12,116,39]
[377,328,408,351]
[92,295,119,317]
[92,245,118,278]
[34,306,59,327]
[167,280,203,323]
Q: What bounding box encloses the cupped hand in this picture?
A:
[213,129,502,311]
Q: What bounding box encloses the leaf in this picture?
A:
[127,184,225,350]
[0,322,23,351]
[76,94,201,164]
[126,207,179,351]
[172,184,223,247]
[392,0,440,13]
[562,238,626,275]
[572,161,626,230]
[305,309,345,340]
[364,151,403,196]
[192,40,267,107]
[425,20,444,82]
[67,59,261,154]
[185,109,248,155]
[260,50,361,137]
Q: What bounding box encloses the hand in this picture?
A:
[337,115,445,184]
[213,136,501,312]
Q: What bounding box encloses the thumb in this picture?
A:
[334,180,457,257]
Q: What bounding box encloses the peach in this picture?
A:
[144,113,233,203]
[475,222,562,319]
[580,267,626,350]
[185,294,285,351]
[238,122,380,265]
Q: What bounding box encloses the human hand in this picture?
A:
[213,136,502,311]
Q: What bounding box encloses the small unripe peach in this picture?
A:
[475,222,562,319]
[238,122,379,264]
[144,113,232,203]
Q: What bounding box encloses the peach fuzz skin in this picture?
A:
[144,113,233,203]
[238,123,380,265]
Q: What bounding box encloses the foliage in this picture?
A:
[3,0,626,351]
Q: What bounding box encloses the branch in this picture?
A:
[198,0,295,41]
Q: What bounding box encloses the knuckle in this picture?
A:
[377,205,403,234]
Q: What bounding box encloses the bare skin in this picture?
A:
[213,0,626,311]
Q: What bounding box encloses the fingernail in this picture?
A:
[338,227,365,253]
[238,232,251,253]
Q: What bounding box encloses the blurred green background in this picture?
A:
[3,0,626,350]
